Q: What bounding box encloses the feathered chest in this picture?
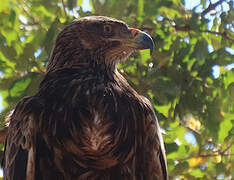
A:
[36,68,151,169]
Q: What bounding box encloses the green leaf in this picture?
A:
[0,0,8,12]
[1,29,18,46]
[139,49,150,65]
[224,70,234,89]
[0,45,17,60]
[191,40,208,61]
[165,142,179,154]
[138,0,144,17]
[155,103,171,117]
[190,169,205,178]
[218,114,233,142]
[77,0,82,7]
[173,162,189,174]
[10,77,31,97]
[9,9,16,26]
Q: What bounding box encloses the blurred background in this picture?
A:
[0,0,233,179]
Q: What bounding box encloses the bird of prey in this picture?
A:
[3,16,168,180]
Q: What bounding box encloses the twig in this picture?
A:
[199,153,234,158]
[173,25,190,32]
[220,142,234,155]
[179,120,201,136]
[173,25,234,41]
[203,30,234,41]
[177,141,234,161]
[186,125,201,136]
[21,5,40,25]
[34,64,46,74]
[62,0,68,20]
[202,0,225,16]
[178,152,234,161]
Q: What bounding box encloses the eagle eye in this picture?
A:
[103,25,112,34]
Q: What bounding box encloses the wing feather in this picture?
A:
[3,96,42,180]
[143,97,168,180]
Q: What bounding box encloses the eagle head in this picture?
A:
[47,16,154,71]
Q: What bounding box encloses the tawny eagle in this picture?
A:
[3,16,168,180]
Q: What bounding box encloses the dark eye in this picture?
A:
[104,25,112,34]
[122,26,129,33]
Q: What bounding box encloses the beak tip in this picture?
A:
[134,31,155,55]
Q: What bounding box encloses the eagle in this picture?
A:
[3,16,168,180]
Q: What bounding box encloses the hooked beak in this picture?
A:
[129,28,155,55]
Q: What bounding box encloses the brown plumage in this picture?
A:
[3,16,168,180]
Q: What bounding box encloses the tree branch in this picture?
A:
[177,141,234,161]
[186,125,201,136]
[179,152,234,161]
[179,120,201,136]
[203,30,234,41]
[173,25,234,41]
[21,5,40,25]
[202,0,225,16]
[220,142,234,155]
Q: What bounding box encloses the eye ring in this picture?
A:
[104,25,112,34]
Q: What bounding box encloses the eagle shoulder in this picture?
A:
[3,96,43,180]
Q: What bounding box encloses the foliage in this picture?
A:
[0,0,233,179]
